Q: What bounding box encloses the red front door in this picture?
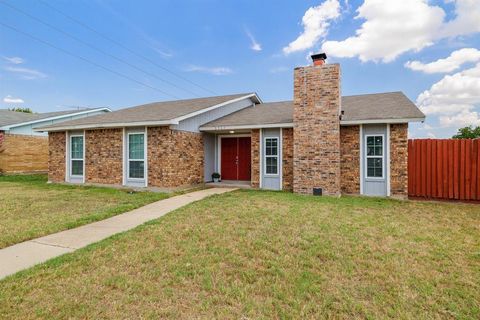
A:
[221,137,251,181]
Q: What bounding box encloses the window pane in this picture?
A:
[375,145,383,156]
[129,161,144,178]
[367,158,383,178]
[367,146,375,156]
[71,160,83,175]
[265,138,278,156]
[266,157,278,174]
[375,136,382,145]
[129,134,144,160]
[71,136,83,159]
[367,136,375,146]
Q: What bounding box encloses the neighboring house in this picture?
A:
[0,108,110,173]
[39,54,425,197]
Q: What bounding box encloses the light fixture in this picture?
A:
[229,130,235,134]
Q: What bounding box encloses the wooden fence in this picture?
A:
[408,139,480,201]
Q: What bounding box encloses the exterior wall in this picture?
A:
[0,133,48,173]
[203,133,216,182]
[85,129,123,185]
[340,126,360,194]
[148,127,204,188]
[251,129,260,188]
[7,110,109,136]
[390,123,408,197]
[282,128,294,191]
[172,99,254,133]
[293,63,341,195]
[48,132,66,182]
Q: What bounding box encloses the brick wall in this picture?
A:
[390,123,408,197]
[48,132,66,182]
[340,126,360,194]
[0,133,49,173]
[85,129,123,185]
[293,63,341,195]
[148,127,203,188]
[251,129,260,188]
[282,128,294,191]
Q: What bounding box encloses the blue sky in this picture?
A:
[1,0,479,138]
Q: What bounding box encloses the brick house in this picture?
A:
[40,54,425,197]
[0,107,109,173]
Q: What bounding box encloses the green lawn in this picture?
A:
[0,174,168,248]
[0,190,479,319]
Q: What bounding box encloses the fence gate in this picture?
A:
[408,139,480,201]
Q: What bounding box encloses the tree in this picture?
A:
[8,107,33,113]
[452,126,480,139]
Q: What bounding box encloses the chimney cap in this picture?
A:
[311,53,327,61]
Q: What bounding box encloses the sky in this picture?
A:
[1,0,479,138]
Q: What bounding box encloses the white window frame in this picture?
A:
[127,132,146,180]
[264,137,279,176]
[365,134,385,179]
[70,134,84,178]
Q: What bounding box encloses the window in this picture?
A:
[366,135,383,178]
[128,133,145,179]
[70,135,84,176]
[264,137,278,175]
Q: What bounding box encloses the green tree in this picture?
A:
[8,107,33,113]
[452,126,480,139]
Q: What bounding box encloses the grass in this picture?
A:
[0,190,479,319]
[0,174,169,248]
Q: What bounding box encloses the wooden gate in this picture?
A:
[408,139,480,201]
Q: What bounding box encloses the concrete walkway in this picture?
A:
[0,188,235,280]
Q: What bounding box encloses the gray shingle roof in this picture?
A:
[341,91,425,122]
[40,93,258,131]
[200,91,424,128]
[0,109,107,128]
[200,101,293,128]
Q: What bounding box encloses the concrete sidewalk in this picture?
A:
[0,187,235,280]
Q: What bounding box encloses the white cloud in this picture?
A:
[427,132,436,138]
[283,0,340,54]
[245,29,262,51]
[322,0,480,63]
[5,66,47,80]
[184,65,233,76]
[405,48,480,74]
[4,56,24,64]
[416,63,480,127]
[3,95,24,104]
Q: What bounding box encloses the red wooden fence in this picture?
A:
[408,139,480,201]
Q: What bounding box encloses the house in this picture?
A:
[39,54,425,197]
[0,107,110,173]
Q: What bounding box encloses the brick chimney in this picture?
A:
[293,53,341,195]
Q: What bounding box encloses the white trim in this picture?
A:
[38,120,176,132]
[144,126,148,187]
[122,127,126,186]
[126,131,146,182]
[364,134,385,180]
[359,125,363,195]
[82,130,86,183]
[263,137,280,177]
[341,117,424,125]
[200,122,294,131]
[174,93,261,122]
[69,133,85,180]
[216,134,251,180]
[4,108,111,131]
[280,128,283,190]
[65,131,69,183]
[259,129,262,188]
[386,124,391,196]
[37,94,262,132]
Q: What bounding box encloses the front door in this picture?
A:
[221,137,251,181]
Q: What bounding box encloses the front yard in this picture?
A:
[0,189,478,318]
[0,174,168,248]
